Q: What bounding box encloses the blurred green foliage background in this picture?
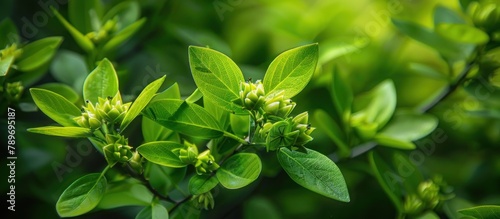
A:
[1,0,499,218]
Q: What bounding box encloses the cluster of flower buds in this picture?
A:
[85,18,118,43]
[403,178,451,215]
[194,150,220,175]
[74,94,130,130]
[0,44,23,60]
[467,0,500,34]
[179,141,199,164]
[259,112,315,151]
[263,91,296,118]
[291,112,315,146]
[128,151,143,174]
[239,80,266,110]
[103,134,133,164]
[350,112,378,141]
[191,191,215,210]
[1,81,24,103]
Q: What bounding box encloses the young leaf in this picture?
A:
[28,126,92,138]
[51,7,95,53]
[188,46,246,114]
[216,153,262,189]
[120,75,165,132]
[143,99,224,139]
[56,173,107,217]
[16,37,63,72]
[263,43,318,99]
[103,18,146,53]
[137,141,186,168]
[36,83,80,104]
[436,23,489,45]
[189,174,219,195]
[458,205,500,218]
[362,79,396,129]
[30,88,81,127]
[277,147,350,202]
[0,55,14,76]
[98,181,153,209]
[135,203,169,219]
[83,58,119,103]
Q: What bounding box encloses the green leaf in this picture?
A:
[102,1,140,29]
[16,37,62,72]
[30,88,81,127]
[98,180,153,209]
[185,88,203,103]
[362,79,397,128]
[56,173,107,217]
[434,5,465,26]
[443,198,474,219]
[50,50,88,94]
[313,110,349,156]
[0,55,14,76]
[459,205,500,219]
[37,83,80,103]
[263,43,319,98]
[319,39,366,65]
[142,83,181,142]
[145,164,186,195]
[143,99,224,139]
[277,147,350,202]
[136,203,169,219]
[375,112,438,149]
[28,126,92,138]
[216,153,262,189]
[189,174,219,195]
[0,18,19,46]
[120,75,165,132]
[69,0,102,34]
[368,151,403,212]
[436,23,489,45]
[51,7,94,53]
[331,68,353,124]
[103,18,146,53]
[83,58,119,103]
[188,46,246,114]
[137,141,187,168]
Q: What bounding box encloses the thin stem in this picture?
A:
[223,131,248,145]
[169,195,193,213]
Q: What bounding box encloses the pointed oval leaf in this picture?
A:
[188,46,246,114]
[135,203,169,219]
[51,7,94,53]
[436,23,489,45]
[30,88,81,127]
[120,75,165,132]
[37,83,80,104]
[83,58,119,103]
[56,173,107,217]
[102,1,140,28]
[98,182,153,209]
[458,205,500,219]
[216,153,262,189]
[189,174,219,195]
[142,83,181,142]
[277,147,350,202]
[28,126,92,138]
[16,37,63,72]
[263,43,318,98]
[376,112,438,149]
[363,79,397,128]
[103,18,146,53]
[142,99,224,139]
[0,55,14,76]
[137,141,187,168]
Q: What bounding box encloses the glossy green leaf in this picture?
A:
[30,88,81,127]
[0,18,19,46]
[16,37,62,72]
[98,181,153,209]
[263,43,318,98]
[37,83,79,103]
[436,23,489,45]
[331,68,353,124]
[120,75,165,132]
[375,112,438,149]
[368,151,403,212]
[216,153,262,189]
[142,83,180,142]
[185,88,203,103]
[103,18,146,53]
[459,205,500,219]
[50,50,88,94]
[69,0,102,34]
[434,5,465,26]
[83,58,119,103]
[102,1,140,29]
[137,141,186,168]
[373,135,416,150]
[363,79,396,128]
[143,99,224,139]
[56,173,107,217]
[313,110,349,155]
[189,46,245,114]
[28,126,92,138]
[277,147,350,202]
[189,174,219,195]
[51,7,94,53]
[0,55,14,76]
[135,203,169,219]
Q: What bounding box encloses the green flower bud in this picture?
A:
[88,116,102,130]
[240,80,266,110]
[104,143,133,164]
[263,91,295,118]
[403,194,424,215]
[129,151,143,174]
[0,44,23,60]
[179,142,199,164]
[468,1,500,33]
[3,81,24,102]
[195,150,219,175]
[292,112,309,126]
[191,192,215,210]
[418,180,440,209]
[92,94,131,124]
